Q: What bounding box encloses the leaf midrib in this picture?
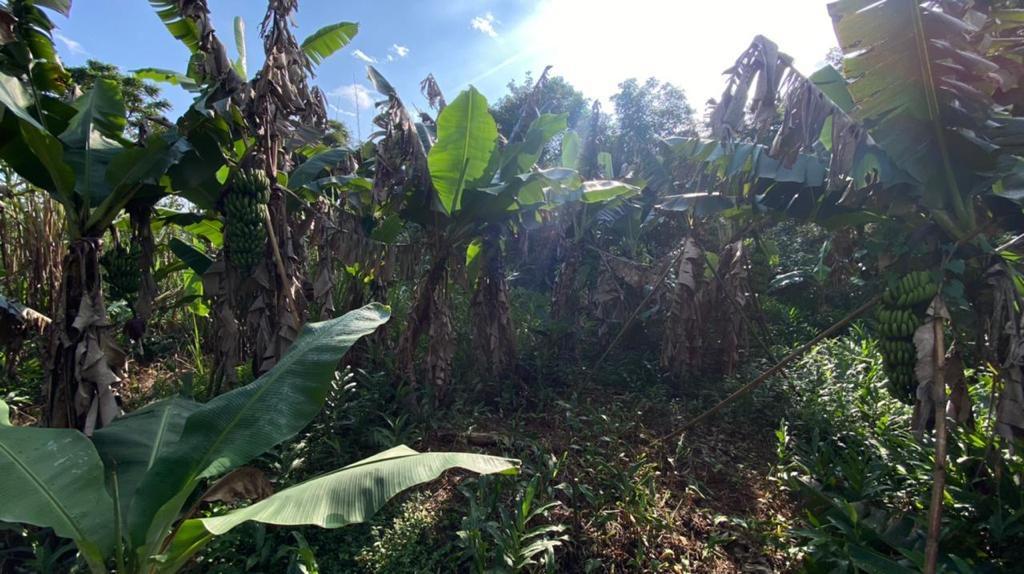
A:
[908,0,968,224]
[147,404,175,470]
[188,321,343,479]
[0,434,90,544]
[453,90,477,209]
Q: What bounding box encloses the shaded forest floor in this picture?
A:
[3,343,808,573]
[433,379,798,572]
[178,347,806,573]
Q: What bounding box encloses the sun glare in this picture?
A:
[510,0,837,105]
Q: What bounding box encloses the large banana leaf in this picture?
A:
[828,0,1000,224]
[0,74,45,129]
[301,22,358,66]
[10,118,76,206]
[0,74,76,206]
[59,79,128,205]
[93,397,201,518]
[581,180,641,204]
[289,147,351,190]
[84,132,191,235]
[149,1,203,53]
[159,446,518,572]
[129,303,390,553]
[0,400,114,570]
[561,130,581,169]
[500,113,568,180]
[60,79,127,145]
[428,87,499,215]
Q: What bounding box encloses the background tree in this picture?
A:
[67,60,171,138]
[322,118,350,147]
[491,71,588,138]
[611,77,695,164]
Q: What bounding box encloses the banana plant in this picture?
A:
[706,4,1024,238]
[687,5,1024,439]
[374,75,639,391]
[0,303,518,573]
[0,10,192,431]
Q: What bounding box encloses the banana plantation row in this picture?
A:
[1,0,1024,572]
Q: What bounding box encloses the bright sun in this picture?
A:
[501,0,838,107]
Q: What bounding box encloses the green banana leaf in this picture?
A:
[0,74,45,130]
[581,180,640,204]
[15,120,76,207]
[132,68,199,91]
[129,303,391,552]
[59,79,127,205]
[93,397,202,518]
[500,113,568,180]
[232,17,247,79]
[561,130,581,170]
[159,446,518,572]
[0,74,75,207]
[301,22,359,66]
[150,1,203,54]
[0,400,114,570]
[828,0,999,224]
[166,238,214,275]
[85,133,191,235]
[289,147,351,190]
[428,86,499,215]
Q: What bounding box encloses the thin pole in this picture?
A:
[924,311,948,573]
[658,294,880,442]
[584,247,684,382]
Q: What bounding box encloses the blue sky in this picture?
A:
[53,1,838,141]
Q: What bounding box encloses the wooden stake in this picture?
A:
[924,315,948,574]
[262,205,290,301]
[658,295,880,442]
[584,247,684,382]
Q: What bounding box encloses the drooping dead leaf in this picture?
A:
[944,352,972,428]
[470,228,515,377]
[710,36,790,142]
[420,73,447,112]
[912,296,950,433]
[661,237,706,377]
[201,466,275,504]
[982,263,1024,441]
[0,296,49,344]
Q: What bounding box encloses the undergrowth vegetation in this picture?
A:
[3,0,1024,572]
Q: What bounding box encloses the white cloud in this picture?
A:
[328,83,376,111]
[391,44,410,58]
[329,104,357,117]
[470,13,498,38]
[351,49,377,64]
[54,32,87,56]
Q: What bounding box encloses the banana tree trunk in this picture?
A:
[263,185,306,373]
[550,238,581,358]
[660,237,705,379]
[396,244,453,401]
[128,205,156,341]
[470,225,516,378]
[43,238,124,433]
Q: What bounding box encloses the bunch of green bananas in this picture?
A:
[748,244,773,294]
[875,271,937,404]
[101,244,141,302]
[222,169,271,272]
